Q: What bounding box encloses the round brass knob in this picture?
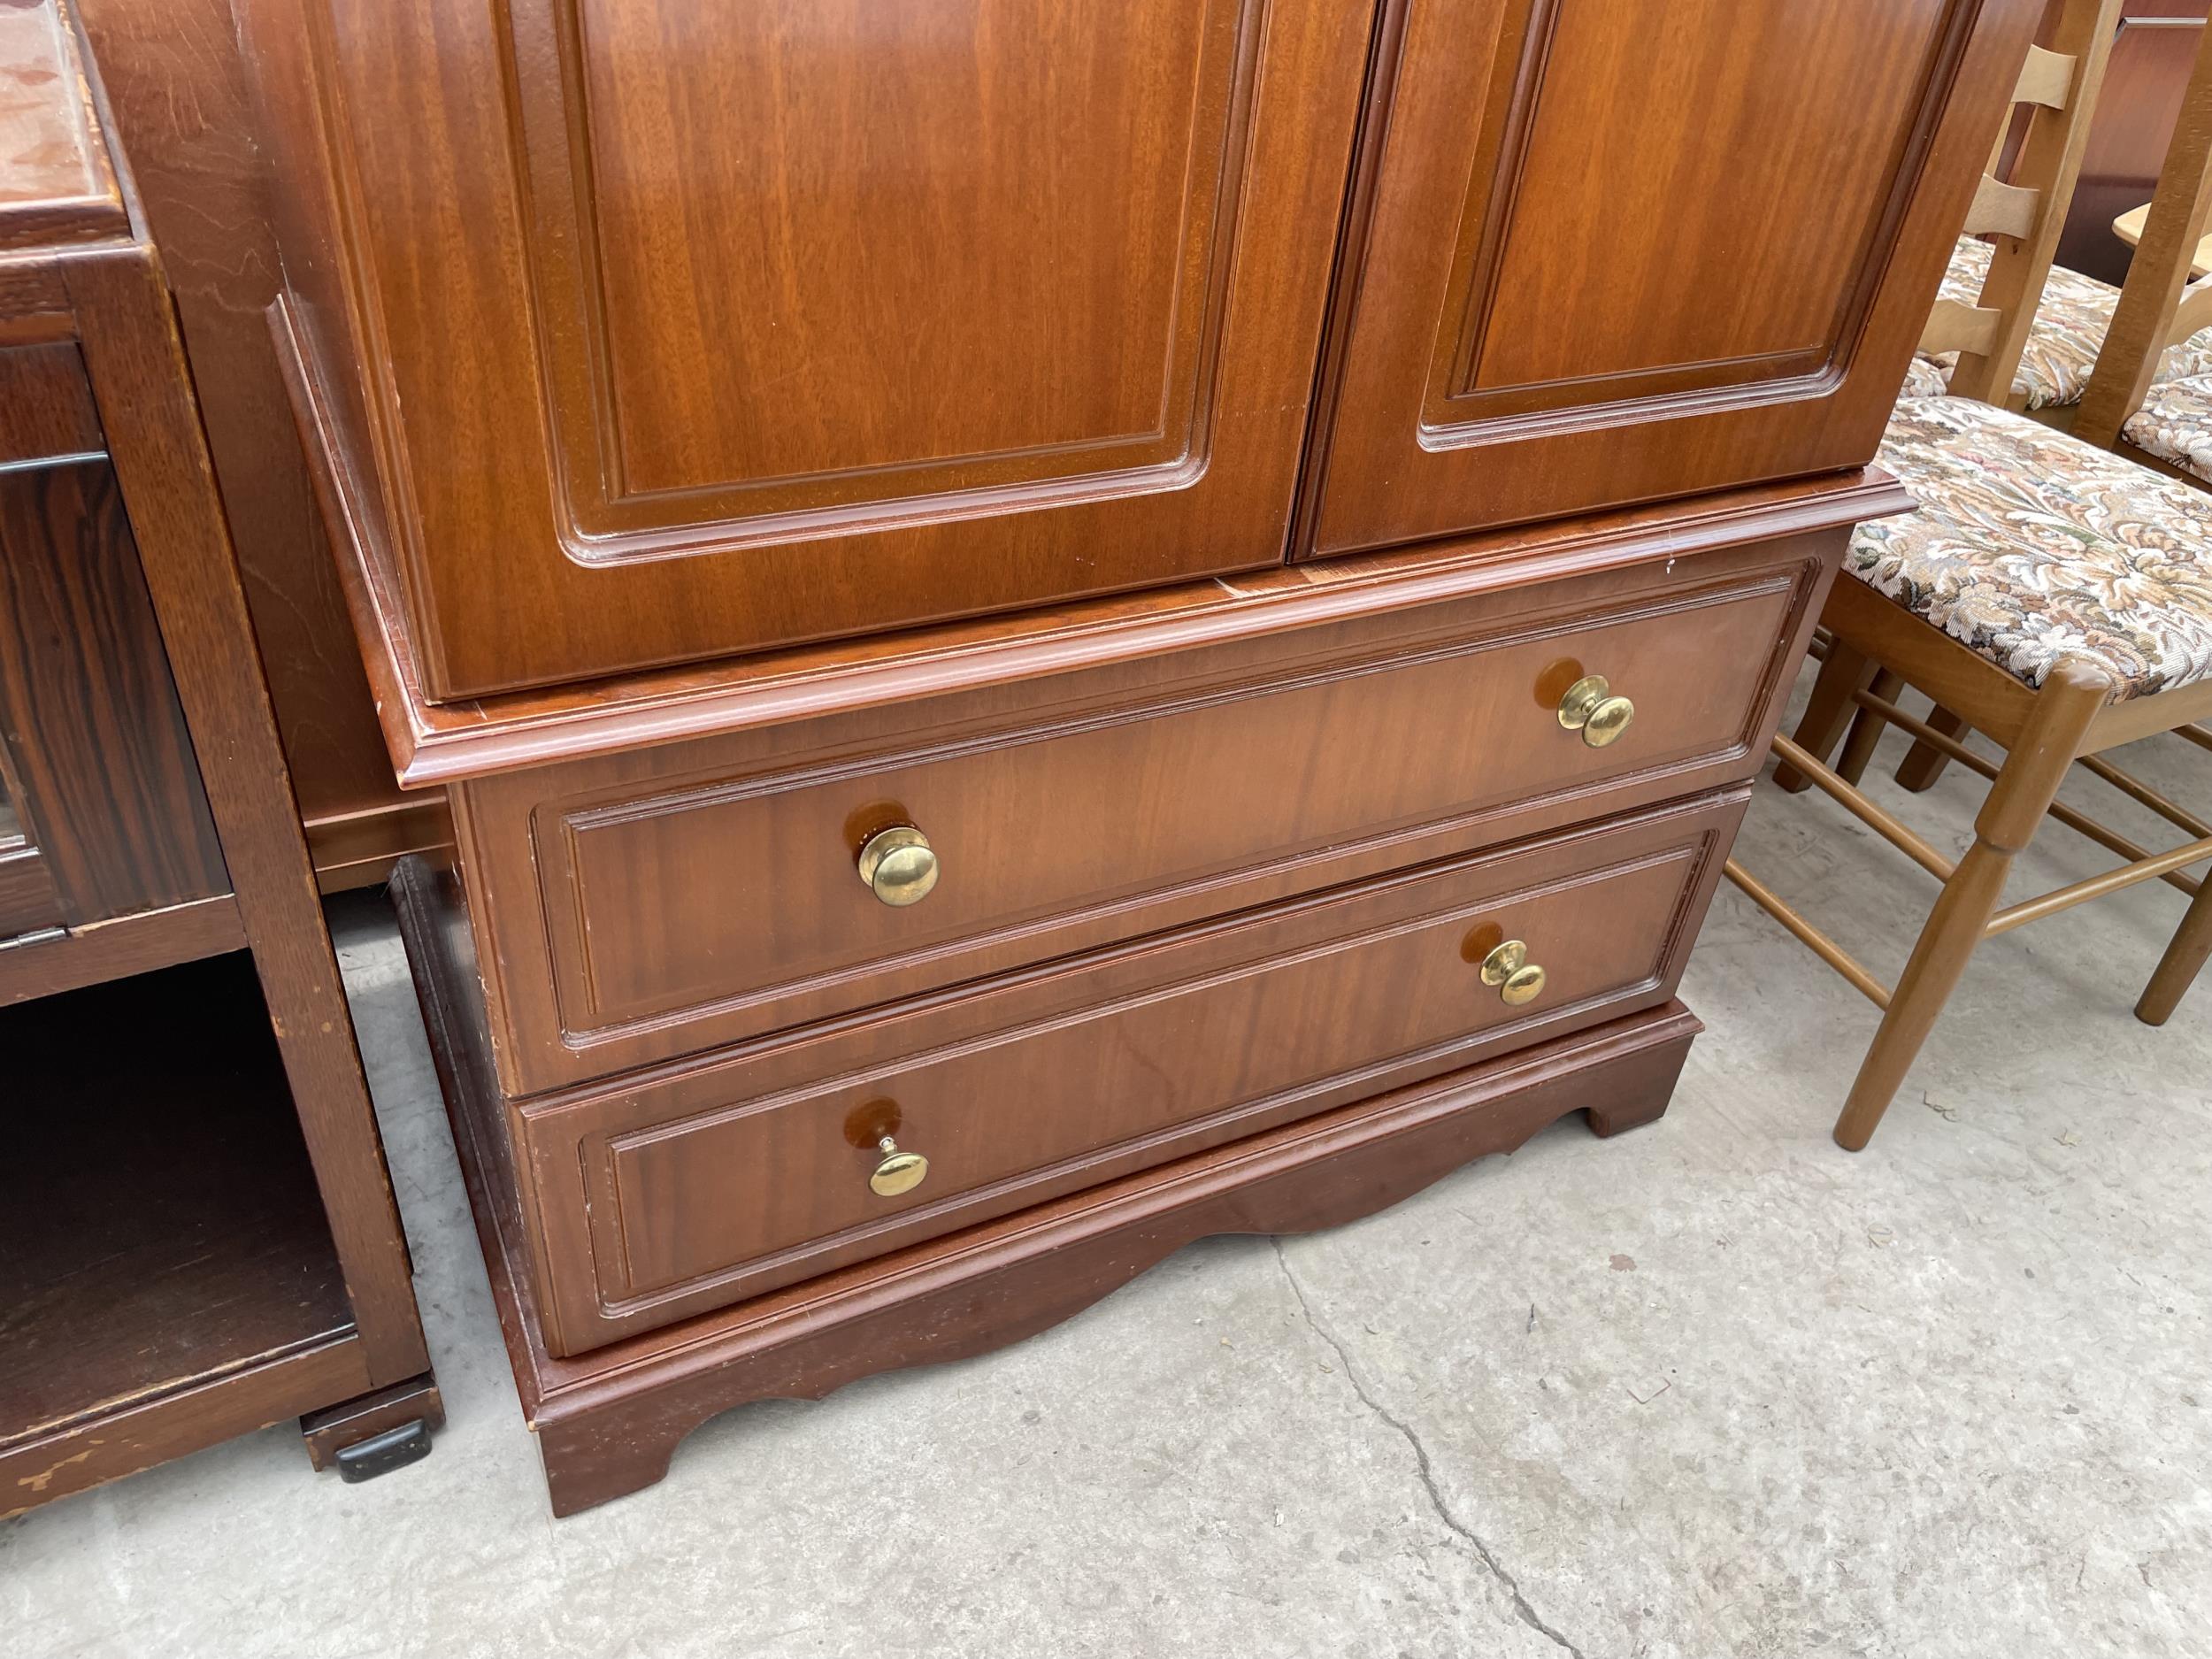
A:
[1501,964,1548,1005]
[869,1135,928,1197]
[1480,940,1548,1007]
[857,825,940,907]
[1557,674,1635,749]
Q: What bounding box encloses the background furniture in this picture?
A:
[2056,0,2210,282]
[230,0,2046,1513]
[2112,198,2212,272]
[0,0,438,1516]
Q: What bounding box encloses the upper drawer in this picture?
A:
[1302,0,2042,556]
[242,0,1374,697]
[515,791,1744,1355]
[458,534,1832,1094]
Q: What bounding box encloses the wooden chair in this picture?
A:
[1909,3,2212,419]
[1731,0,2212,1151]
[1894,22,2212,787]
[2072,19,2212,483]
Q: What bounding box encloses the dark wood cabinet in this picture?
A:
[0,1,438,1517]
[224,0,2044,1514]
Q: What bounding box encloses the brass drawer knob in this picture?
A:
[1558,674,1635,748]
[870,1135,929,1197]
[1480,940,1548,1007]
[857,824,940,907]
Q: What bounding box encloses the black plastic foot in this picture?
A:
[334,1418,433,1483]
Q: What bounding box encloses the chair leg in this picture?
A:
[1896,705,1970,794]
[1774,638,1874,794]
[2137,873,2212,1025]
[1834,669,1905,787]
[1832,663,2111,1151]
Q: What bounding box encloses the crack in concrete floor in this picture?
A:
[1273,1239,1591,1659]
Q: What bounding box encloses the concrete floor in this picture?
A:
[6,686,2212,1657]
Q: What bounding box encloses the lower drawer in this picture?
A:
[516,791,1744,1356]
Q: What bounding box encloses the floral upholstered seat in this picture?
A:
[2123,373,2212,485]
[1900,354,1952,399]
[1916,237,2212,409]
[1849,396,2212,700]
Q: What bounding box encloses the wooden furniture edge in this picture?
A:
[304,795,456,894]
[393,854,1701,1516]
[0,892,244,1005]
[65,245,431,1388]
[2,1333,367,1518]
[273,295,1908,787]
[297,1371,445,1472]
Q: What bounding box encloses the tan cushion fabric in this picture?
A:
[1900,354,1952,400]
[1918,237,2212,410]
[1849,396,2212,701]
[2123,373,2212,485]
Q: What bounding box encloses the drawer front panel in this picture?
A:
[519,794,1742,1354]
[471,538,1828,1094]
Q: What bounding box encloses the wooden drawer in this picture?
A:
[512,793,1743,1355]
[459,536,1830,1095]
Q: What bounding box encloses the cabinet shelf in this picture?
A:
[0,953,356,1467]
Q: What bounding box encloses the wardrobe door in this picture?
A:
[1302,0,2047,557]
[250,0,1373,699]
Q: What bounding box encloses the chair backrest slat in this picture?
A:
[2014,42,2079,111]
[1929,0,2125,406]
[1922,296,2004,357]
[1959,173,2041,241]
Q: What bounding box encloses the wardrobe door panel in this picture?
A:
[255,0,1373,698]
[1304,0,2047,555]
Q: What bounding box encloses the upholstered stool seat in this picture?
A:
[1917,236,2212,409]
[1850,396,2212,700]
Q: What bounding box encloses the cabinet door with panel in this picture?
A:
[243,0,1374,700]
[1302,0,2048,557]
[0,345,227,935]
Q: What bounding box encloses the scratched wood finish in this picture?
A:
[0,956,354,1473]
[0,0,124,250]
[1302,0,2049,555]
[234,0,1375,697]
[462,530,1835,1094]
[0,458,229,923]
[509,793,1742,1355]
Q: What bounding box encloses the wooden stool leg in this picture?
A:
[1834,669,1904,787]
[1774,638,1874,794]
[1896,706,1970,794]
[2137,872,2212,1025]
[1833,664,2110,1151]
